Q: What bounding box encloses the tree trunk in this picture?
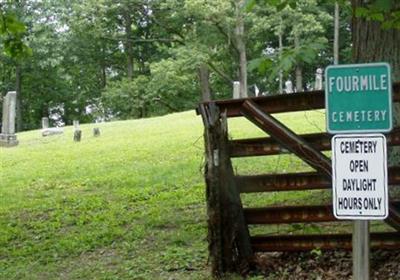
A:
[352,3,400,80]
[123,8,134,80]
[235,0,248,98]
[15,64,22,132]
[294,35,303,92]
[351,0,400,196]
[198,64,212,102]
[333,2,340,65]
[278,28,283,93]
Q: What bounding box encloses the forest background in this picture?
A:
[0,0,357,131]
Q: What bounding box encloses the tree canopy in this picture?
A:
[0,0,398,131]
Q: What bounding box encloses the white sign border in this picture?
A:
[332,133,389,220]
[325,62,393,134]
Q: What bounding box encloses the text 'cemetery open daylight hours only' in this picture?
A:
[332,134,388,220]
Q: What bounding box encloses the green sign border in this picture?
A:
[325,62,392,134]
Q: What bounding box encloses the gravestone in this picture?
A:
[73,120,81,142]
[73,130,82,142]
[73,120,79,130]
[42,117,49,129]
[233,81,240,99]
[254,85,260,97]
[93,127,100,137]
[0,91,19,147]
[284,80,293,94]
[41,116,63,137]
[42,127,63,137]
[314,68,323,90]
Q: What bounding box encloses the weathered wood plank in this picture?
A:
[236,166,400,193]
[197,82,400,118]
[200,103,253,276]
[230,127,400,158]
[251,232,400,252]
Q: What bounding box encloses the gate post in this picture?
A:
[199,103,252,277]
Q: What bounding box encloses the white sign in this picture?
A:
[332,134,388,220]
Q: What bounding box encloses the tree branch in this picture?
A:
[207,61,233,85]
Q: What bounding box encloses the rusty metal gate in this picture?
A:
[197,82,400,277]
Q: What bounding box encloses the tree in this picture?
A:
[248,0,334,93]
[351,0,400,194]
[0,5,30,58]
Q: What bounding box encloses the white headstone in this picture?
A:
[42,127,64,137]
[73,120,80,130]
[314,68,323,90]
[254,85,260,97]
[233,81,240,99]
[42,117,49,129]
[41,116,63,137]
[284,80,293,94]
[0,91,18,147]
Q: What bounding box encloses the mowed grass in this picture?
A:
[1,109,333,279]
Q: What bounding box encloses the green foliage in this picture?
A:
[245,0,297,12]
[355,0,400,29]
[248,0,333,91]
[0,10,31,58]
[102,76,150,119]
[249,37,327,84]
[102,51,199,120]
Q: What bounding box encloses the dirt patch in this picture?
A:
[252,250,400,280]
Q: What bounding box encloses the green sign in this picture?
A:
[325,63,392,133]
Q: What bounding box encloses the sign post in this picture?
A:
[325,62,392,280]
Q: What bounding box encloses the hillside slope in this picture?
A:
[0,110,326,279]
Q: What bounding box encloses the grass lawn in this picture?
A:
[1,109,384,279]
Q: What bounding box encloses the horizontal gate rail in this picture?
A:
[244,202,400,225]
[230,128,400,158]
[251,232,400,252]
[244,204,336,224]
[387,206,400,231]
[196,82,400,118]
[236,166,400,193]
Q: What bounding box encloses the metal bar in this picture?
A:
[251,232,400,252]
[230,128,400,158]
[236,172,330,192]
[353,221,370,280]
[386,204,400,231]
[244,205,335,224]
[196,82,400,117]
[236,166,400,193]
[230,132,330,157]
[244,202,400,225]
[196,82,400,118]
[240,100,332,177]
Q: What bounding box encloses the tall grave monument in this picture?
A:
[0,91,19,147]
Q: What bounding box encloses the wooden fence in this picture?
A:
[197,82,400,277]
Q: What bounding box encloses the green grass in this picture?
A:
[0,109,387,279]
